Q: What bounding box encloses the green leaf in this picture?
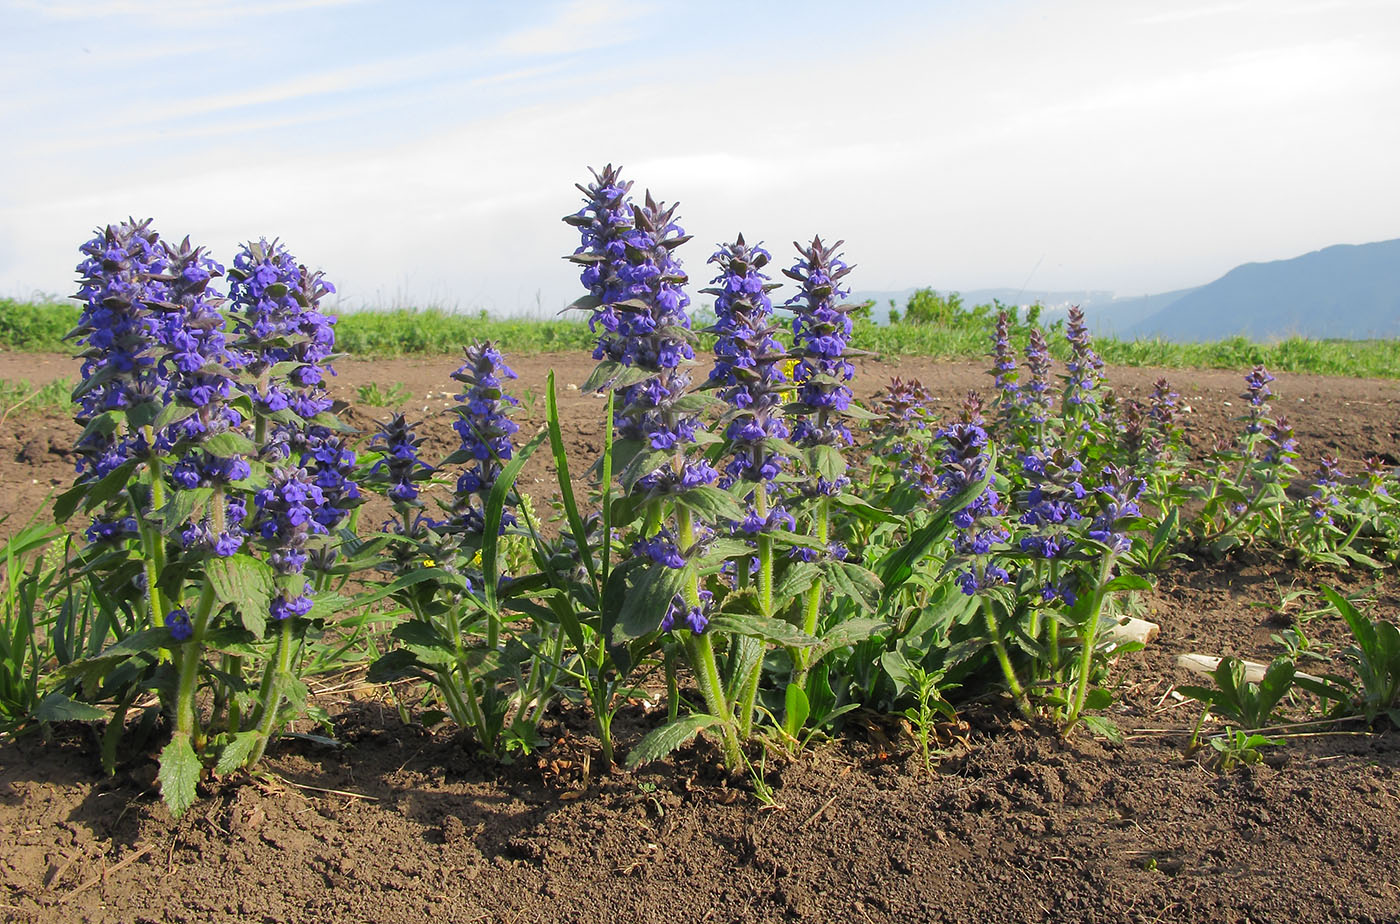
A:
[1101,574,1152,593]
[838,561,883,602]
[1081,714,1123,744]
[206,555,275,638]
[582,361,657,393]
[482,427,546,614]
[155,486,214,529]
[624,713,724,769]
[74,410,120,448]
[876,443,996,605]
[805,661,839,726]
[55,459,138,521]
[706,612,818,648]
[811,617,886,662]
[902,584,979,647]
[214,731,262,774]
[33,692,106,723]
[1174,684,1219,708]
[58,627,174,692]
[674,485,746,523]
[154,401,197,432]
[831,494,900,524]
[696,538,757,569]
[1083,687,1114,711]
[306,593,350,621]
[783,684,810,739]
[808,445,848,484]
[774,561,821,599]
[390,620,456,666]
[612,561,692,642]
[202,626,258,656]
[1254,656,1297,722]
[201,431,256,457]
[353,567,470,607]
[159,736,202,818]
[545,371,597,587]
[366,648,429,684]
[1322,586,1375,655]
[617,447,672,494]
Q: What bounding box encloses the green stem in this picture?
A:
[1205,491,1262,543]
[446,601,495,753]
[754,487,774,618]
[174,581,219,748]
[526,626,567,727]
[676,502,740,768]
[1063,557,1117,734]
[981,596,1032,719]
[246,616,294,767]
[685,633,742,769]
[226,655,244,735]
[1335,517,1365,555]
[595,699,615,768]
[795,495,830,677]
[664,648,679,724]
[134,449,169,633]
[735,638,763,739]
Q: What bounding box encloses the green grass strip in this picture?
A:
[4,299,1397,379]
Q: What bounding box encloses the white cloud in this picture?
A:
[5,0,365,22]
[493,0,654,57]
[2,0,1398,309]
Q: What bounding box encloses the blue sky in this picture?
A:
[2,0,1397,315]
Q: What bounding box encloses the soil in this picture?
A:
[2,349,1399,924]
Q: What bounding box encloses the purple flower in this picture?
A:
[1308,453,1345,524]
[636,531,687,569]
[165,608,194,642]
[565,168,694,378]
[785,237,857,493]
[269,589,314,621]
[1260,418,1298,466]
[567,170,713,500]
[565,164,637,359]
[1020,327,1054,429]
[446,341,521,535]
[660,589,713,634]
[1086,465,1143,554]
[227,238,338,422]
[178,496,247,558]
[988,311,1020,426]
[705,235,792,531]
[368,413,434,508]
[1061,306,1103,414]
[1363,455,1393,499]
[939,393,1010,593]
[252,467,329,623]
[70,218,173,481]
[1241,365,1275,436]
[1148,378,1179,430]
[85,516,138,545]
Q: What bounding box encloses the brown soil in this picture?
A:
[2,350,1399,924]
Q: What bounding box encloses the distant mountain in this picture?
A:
[851,238,1398,341]
[1036,288,1202,336]
[1125,239,1400,342]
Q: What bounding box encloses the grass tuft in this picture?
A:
[3,300,1397,379]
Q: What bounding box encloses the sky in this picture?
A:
[2,0,1398,316]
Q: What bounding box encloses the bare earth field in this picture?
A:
[1,350,1398,924]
